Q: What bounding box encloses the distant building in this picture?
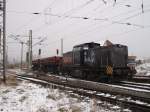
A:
[128,56,137,68]
[136,59,143,65]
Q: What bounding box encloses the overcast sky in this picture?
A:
[6,0,150,63]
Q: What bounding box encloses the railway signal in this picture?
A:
[61,38,63,57]
[39,49,41,55]
[20,42,23,70]
[56,49,59,56]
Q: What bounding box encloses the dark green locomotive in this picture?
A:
[63,42,135,82]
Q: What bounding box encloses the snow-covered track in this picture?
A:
[16,73,150,101]
[7,70,150,112]
[117,81,150,91]
[15,74,150,112]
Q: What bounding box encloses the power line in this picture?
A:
[7,0,96,34]
[38,1,149,41]
[32,1,149,35]
[121,8,150,21]
[8,0,58,35]
[33,37,47,47]
[8,0,145,34]
[68,7,150,40]
[95,0,132,11]
[8,0,150,56]
[7,8,149,29]
[33,8,150,52]
[110,4,150,19]
[32,0,96,32]
[40,3,150,45]
[10,10,144,33]
[8,0,149,34]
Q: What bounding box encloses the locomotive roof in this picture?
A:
[73,42,127,48]
[74,42,100,48]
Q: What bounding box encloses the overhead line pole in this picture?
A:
[3,0,6,83]
[28,31,30,70]
[28,30,32,70]
[0,29,1,53]
[30,30,32,69]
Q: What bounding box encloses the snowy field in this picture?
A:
[135,63,150,77]
[0,80,131,112]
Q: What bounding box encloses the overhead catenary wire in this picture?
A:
[95,0,132,11]
[66,7,150,41]
[8,0,58,35]
[8,0,145,35]
[39,1,149,37]
[31,0,149,49]
[8,0,150,57]
[32,0,149,41]
[57,5,150,50]
[31,1,150,35]
[8,2,148,27]
[9,9,146,33]
[32,0,96,33]
[7,0,96,35]
[109,4,150,19]
[56,6,150,43]
[8,35,27,45]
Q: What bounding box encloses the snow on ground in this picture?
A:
[0,81,131,112]
[7,69,26,75]
[135,63,150,77]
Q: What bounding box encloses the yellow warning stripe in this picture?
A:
[106,65,113,75]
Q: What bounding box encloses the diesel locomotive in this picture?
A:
[32,41,136,82]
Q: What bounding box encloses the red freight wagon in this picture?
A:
[32,56,62,73]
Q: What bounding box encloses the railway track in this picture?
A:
[118,81,150,91]
[9,72,150,112]
[131,76,150,83]
[18,75,150,112]
[6,70,150,112]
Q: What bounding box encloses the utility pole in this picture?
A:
[0,0,6,83]
[0,29,1,53]
[30,30,32,69]
[20,42,23,70]
[60,38,63,75]
[27,40,30,70]
[28,30,32,70]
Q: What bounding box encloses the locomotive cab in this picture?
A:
[73,42,100,66]
[72,42,132,81]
